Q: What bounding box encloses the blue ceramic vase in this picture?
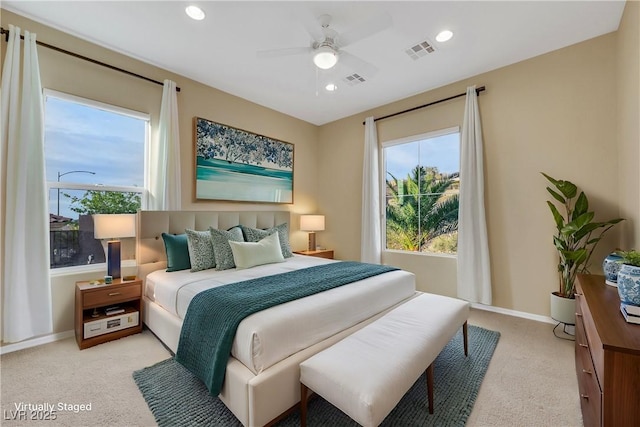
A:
[602,252,623,286]
[617,264,640,307]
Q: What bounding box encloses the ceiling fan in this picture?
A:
[257,12,392,79]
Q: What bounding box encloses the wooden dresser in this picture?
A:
[575,274,640,427]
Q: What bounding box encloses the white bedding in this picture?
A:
[146,255,416,374]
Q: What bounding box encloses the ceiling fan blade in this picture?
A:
[297,9,326,43]
[339,51,379,79]
[338,12,392,47]
[257,47,312,59]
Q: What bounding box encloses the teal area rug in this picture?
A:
[133,325,500,426]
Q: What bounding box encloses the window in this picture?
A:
[44,90,149,269]
[383,127,460,254]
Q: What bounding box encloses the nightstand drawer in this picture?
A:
[294,249,334,259]
[83,283,141,307]
[309,250,333,259]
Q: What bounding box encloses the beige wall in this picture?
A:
[2,3,638,340]
[0,10,319,338]
[318,32,625,317]
[617,0,640,250]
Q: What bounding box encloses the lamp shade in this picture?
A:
[93,214,136,239]
[300,215,325,232]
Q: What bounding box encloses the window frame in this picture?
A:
[43,89,151,271]
[381,126,460,257]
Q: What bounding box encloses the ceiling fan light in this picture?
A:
[185,5,206,21]
[313,46,338,69]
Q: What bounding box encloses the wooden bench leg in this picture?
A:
[463,321,469,357]
[426,363,434,414]
[300,383,309,427]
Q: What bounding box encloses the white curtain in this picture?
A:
[1,25,53,342]
[361,116,382,264]
[149,79,181,210]
[457,86,492,305]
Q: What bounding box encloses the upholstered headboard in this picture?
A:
[136,210,291,282]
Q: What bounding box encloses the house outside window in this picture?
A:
[383,127,460,255]
[44,90,149,269]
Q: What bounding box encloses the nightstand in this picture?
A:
[293,249,334,259]
[75,278,143,349]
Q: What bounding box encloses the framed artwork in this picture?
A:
[194,117,294,203]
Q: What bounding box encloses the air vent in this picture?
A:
[342,73,366,86]
[405,40,435,60]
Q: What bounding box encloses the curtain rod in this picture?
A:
[363,86,485,125]
[0,27,180,92]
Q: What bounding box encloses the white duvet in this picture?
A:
[146,255,416,374]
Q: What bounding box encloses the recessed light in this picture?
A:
[185,5,205,21]
[325,83,338,92]
[435,30,453,43]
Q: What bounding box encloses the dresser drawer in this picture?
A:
[575,274,640,427]
[575,316,602,427]
[575,316,592,378]
[578,363,602,427]
[83,283,141,307]
[574,312,596,384]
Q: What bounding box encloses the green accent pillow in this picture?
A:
[240,223,293,258]
[209,227,244,270]
[185,229,216,272]
[229,232,285,269]
[161,233,191,272]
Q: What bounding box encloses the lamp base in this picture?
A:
[308,232,316,252]
[107,241,121,279]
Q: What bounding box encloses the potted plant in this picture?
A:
[542,173,624,324]
[617,250,640,307]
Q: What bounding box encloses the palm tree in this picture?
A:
[386,166,459,252]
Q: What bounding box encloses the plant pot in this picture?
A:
[550,292,576,325]
[617,264,640,307]
[602,252,623,286]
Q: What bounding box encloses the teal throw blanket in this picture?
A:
[175,261,398,396]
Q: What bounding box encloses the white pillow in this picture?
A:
[229,232,285,269]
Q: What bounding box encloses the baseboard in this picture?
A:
[471,302,556,325]
[0,330,74,355]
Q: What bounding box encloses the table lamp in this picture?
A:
[300,215,325,251]
[93,213,136,279]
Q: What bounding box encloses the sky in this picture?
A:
[44,94,146,218]
[384,132,460,180]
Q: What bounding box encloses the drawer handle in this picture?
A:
[575,293,583,297]
[582,369,592,375]
[579,343,588,348]
[575,313,583,317]
[108,292,121,296]
[581,394,589,400]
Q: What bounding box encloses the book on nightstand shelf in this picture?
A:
[621,302,640,316]
[620,304,640,324]
[105,306,125,316]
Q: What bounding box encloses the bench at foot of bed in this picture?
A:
[299,293,470,427]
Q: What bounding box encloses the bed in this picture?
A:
[136,210,417,426]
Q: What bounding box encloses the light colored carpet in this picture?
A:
[133,326,499,426]
[0,309,582,426]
